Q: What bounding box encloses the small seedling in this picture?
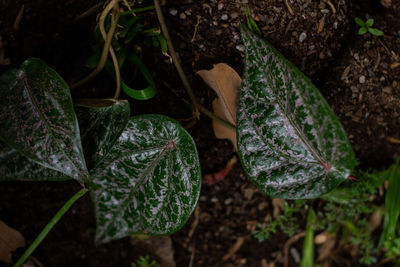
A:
[355,17,384,36]
[244,6,261,35]
[131,256,158,267]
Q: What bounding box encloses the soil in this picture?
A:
[0,0,399,266]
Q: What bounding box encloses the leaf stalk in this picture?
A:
[13,188,88,267]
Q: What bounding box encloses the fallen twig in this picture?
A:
[73,1,105,23]
[283,232,306,267]
[285,0,294,15]
[222,236,246,262]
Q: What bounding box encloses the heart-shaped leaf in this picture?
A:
[75,99,130,169]
[0,58,88,182]
[0,141,70,181]
[237,26,357,199]
[90,115,201,244]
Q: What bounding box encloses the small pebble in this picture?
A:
[359,75,366,84]
[211,197,218,203]
[179,13,186,20]
[221,14,228,20]
[321,9,330,14]
[169,8,178,16]
[224,198,233,205]
[218,3,224,10]
[184,10,191,16]
[383,86,392,94]
[299,32,307,42]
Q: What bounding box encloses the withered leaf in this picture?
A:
[197,63,241,149]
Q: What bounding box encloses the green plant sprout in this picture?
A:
[253,200,304,242]
[244,6,261,35]
[355,17,384,36]
[131,256,158,267]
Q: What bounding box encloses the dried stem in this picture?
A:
[71,0,119,90]
[153,0,200,119]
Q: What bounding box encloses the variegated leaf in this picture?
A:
[237,26,357,199]
[0,58,88,182]
[0,141,70,181]
[90,115,201,244]
[75,100,130,169]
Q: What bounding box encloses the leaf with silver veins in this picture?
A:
[0,58,88,182]
[90,115,201,244]
[237,26,357,199]
[0,141,70,181]
[75,100,130,169]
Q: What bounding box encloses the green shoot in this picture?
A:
[300,208,316,267]
[245,6,261,35]
[355,17,384,36]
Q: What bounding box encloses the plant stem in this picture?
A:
[197,104,236,131]
[13,188,88,267]
[97,1,121,100]
[165,82,236,131]
[153,0,200,119]
[71,0,119,89]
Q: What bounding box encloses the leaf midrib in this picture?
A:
[22,72,83,178]
[245,34,326,165]
[103,140,174,237]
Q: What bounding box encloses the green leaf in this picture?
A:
[0,141,70,181]
[354,17,365,27]
[90,115,201,244]
[365,18,374,27]
[237,26,357,199]
[0,58,88,182]
[300,208,316,267]
[383,164,400,240]
[368,28,384,36]
[358,27,368,35]
[75,99,130,169]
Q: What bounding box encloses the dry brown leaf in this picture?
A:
[197,63,241,149]
[0,221,25,263]
[212,99,237,150]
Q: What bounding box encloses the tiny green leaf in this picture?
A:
[0,142,70,181]
[0,58,88,182]
[237,26,356,199]
[90,115,201,244]
[383,164,400,240]
[75,100,130,169]
[365,18,374,27]
[368,28,384,36]
[354,17,365,27]
[358,27,368,35]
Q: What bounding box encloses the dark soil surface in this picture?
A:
[0,0,399,266]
